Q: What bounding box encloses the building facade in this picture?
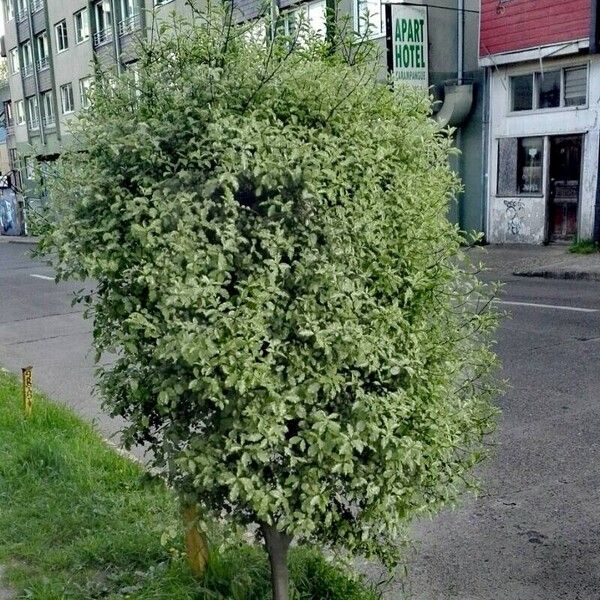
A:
[1,0,484,236]
[480,0,600,244]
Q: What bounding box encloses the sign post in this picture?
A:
[386,3,429,89]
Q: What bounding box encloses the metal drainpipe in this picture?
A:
[481,66,490,239]
[26,0,45,146]
[110,0,123,75]
[457,0,464,85]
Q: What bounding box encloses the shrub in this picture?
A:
[39,4,498,598]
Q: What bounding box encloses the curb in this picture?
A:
[0,237,39,245]
[513,269,600,282]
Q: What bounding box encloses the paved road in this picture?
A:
[0,240,125,443]
[1,240,600,598]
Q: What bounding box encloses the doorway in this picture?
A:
[548,135,582,241]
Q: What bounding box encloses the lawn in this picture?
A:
[0,369,380,599]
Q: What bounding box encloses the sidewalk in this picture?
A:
[469,243,600,281]
[0,235,38,245]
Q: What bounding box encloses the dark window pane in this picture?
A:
[511,75,533,111]
[564,66,587,107]
[517,137,544,195]
[497,138,518,196]
[537,71,560,108]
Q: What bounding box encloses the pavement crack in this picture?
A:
[0,310,85,325]
[8,333,84,346]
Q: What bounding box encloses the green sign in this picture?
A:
[391,5,429,88]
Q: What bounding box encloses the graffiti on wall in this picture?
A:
[504,199,525,236]
[0,189,21,236]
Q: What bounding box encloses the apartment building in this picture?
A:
[480,0,600,244]
[1,0,484,236]
[0,0,193,195]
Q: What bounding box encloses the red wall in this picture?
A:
[480,0,592,58]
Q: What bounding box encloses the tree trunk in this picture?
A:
[182,504,209,578]
[260,522,293,600]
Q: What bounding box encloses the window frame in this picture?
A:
[26,95,39,130]
[15,99,25,125]
[20,40,33,76]
[60,82,75,114]
[354,0,384,39]
[41,90,55,126]
[3,0,14,21]
[496,136,546,198]
[9,47,20,74]
[509,63,589,114]
[35,32,49,71]
[55,19,69,53]
[74,8,90,44]
[79,76,93,108]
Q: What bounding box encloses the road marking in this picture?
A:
[30,274,54,281]
[495,300,599,313]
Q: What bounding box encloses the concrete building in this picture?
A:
[0,0,485,236]
[480,0,600,244]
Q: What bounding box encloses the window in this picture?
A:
[4,101,12,126]
[280,0,326,39]
[79,76,93,108]
[35,32,49,71]
[511,74,533,111]
[497,137,544,197]
[9,48,19,74]
[119,0,139,34]
[20,41,33,76]
[9,149,18,171]
[15,0,25,20]
[60,83,75,114]
[15,100,25,124]
[510,65,588,112]
[55,20,69,52]
[537,71,560,109]
[3,0,14,21]
[356,0,381,37]
[94,0,112,45]
[26,96,39,130]
[24,156,34,180]
[41,90,54,126]
[74,8,90,43]
[564,66,587,107]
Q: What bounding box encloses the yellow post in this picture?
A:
[22,366,33,417]
[182,504,209,579]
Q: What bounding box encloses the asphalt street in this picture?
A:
[1,240,599,599]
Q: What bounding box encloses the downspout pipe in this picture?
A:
[457,0,464,84]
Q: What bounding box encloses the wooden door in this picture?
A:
[548,136,582,241]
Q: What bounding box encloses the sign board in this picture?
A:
[386,4,429,89]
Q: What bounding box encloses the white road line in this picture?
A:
[495,300,599,313]
[30,274,54,281]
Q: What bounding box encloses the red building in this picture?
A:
[479,0,600,244]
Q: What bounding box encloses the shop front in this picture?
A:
[486,56,599,244]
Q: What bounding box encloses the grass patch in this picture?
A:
[0,370,380,599]
[569,239,600,255]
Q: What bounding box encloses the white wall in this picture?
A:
[487,54,600,244]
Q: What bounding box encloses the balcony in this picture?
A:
[16,9,27,22]
[93,27,113,47]
[31,0,43,12]
[118,13,141,36]
[42,115,55,128]
[36,57,49,71]
[22,63,34,78]
[28,118,39,131]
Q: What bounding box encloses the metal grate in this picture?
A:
[93,27,113,47]
[118,13,141,36]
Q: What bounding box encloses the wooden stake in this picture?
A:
[22,366,33,417]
